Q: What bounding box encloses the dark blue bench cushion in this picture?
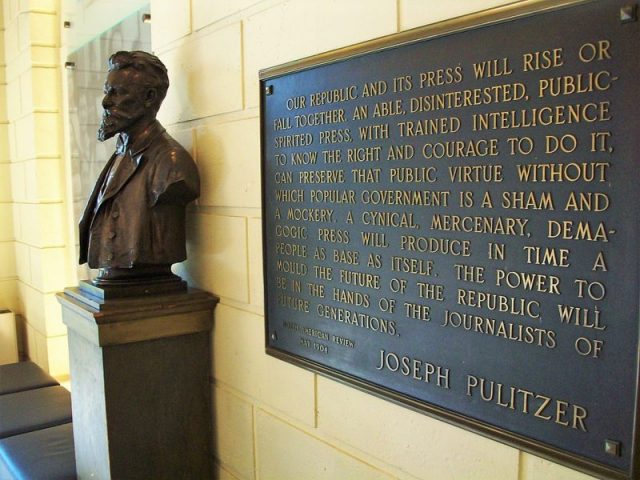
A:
[0,362,59,395]
[0,423,76,479]
[0,386,72,439]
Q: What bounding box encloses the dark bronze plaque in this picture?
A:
[260,1,640,477]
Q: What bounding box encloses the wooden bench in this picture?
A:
[0,424,76,480]
[0,362,76,479]
[0,361,59,395]
[0,386,72,439]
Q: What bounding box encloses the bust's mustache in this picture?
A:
[101,109,136,123]
[97,110,136,141]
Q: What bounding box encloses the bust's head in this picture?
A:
[98,51,170,142]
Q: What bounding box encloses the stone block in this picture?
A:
[0,205,13,240]
[158,22,242,124]
[38,203,65,247]
[2,0,16,24]
[519,453,597,480]
[29,246,66,292]
[192,0,260,31]
[243,0,397,107]
[0,90,6,123]
[178,213,249,303]
[196,117,260,208]
[0,279,18,312]
[43,292,66,337]
[255,408,393,480]
[6,48,33,82]
[0,310,18,365]
[0,124,8,158]
[30,66,59,111]
[6,79,20,121]
[248,217,263,308]
[19,0,57,13]
[18,12,30,51]
[14,115,35,161]
[34,112,60,156]
[0,166,11,202]
[38,157,63,201]
[0,207,15,242]
[30,45,57,67]
[28,12,58,46]
[19,71,33,114]
[0,201,15,236]
[399,0,520,30]
[32,324,49,371]
[165,126,194,158]
[13,241,29,282]
[9,162,27,203]
[7,123,16,162]
[215,463,241,480]
[18,204,38,245]
[23,159,37,200]
[0,242,16,279]
[24,158,63,202]
[19,203,65,248]
[212,385,255,479]
[316,376,520,480]
[212,303,315,425]
[25,320,38,363]
[11,204,21,243]
[44,334,69,378]
[3,20,19,64]
[17,281,46,333]
[150,0,191,49]
[9,164,24,202]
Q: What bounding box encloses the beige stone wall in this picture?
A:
[2,0,71,376]
[0,2,17,319]
[151,1,597,478]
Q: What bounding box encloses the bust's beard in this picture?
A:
[97,115,122,142]
[97,110,142,142]
[97,125,116,142]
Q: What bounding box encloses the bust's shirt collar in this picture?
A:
[116,120,166,156]
[115,134,128,155]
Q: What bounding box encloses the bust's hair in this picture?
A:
[108,51,169,110]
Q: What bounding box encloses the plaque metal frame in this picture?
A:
[260,1,640,478]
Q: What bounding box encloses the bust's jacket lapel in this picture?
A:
[93,120,166,213]
[96,151,141,207]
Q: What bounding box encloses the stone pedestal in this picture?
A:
[57,286,218,479]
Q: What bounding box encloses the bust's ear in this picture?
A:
[144,88,157,108]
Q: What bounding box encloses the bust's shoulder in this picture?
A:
[145,129,195,169]
[144,128,200,201]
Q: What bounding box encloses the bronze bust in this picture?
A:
[78,51,199,290]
